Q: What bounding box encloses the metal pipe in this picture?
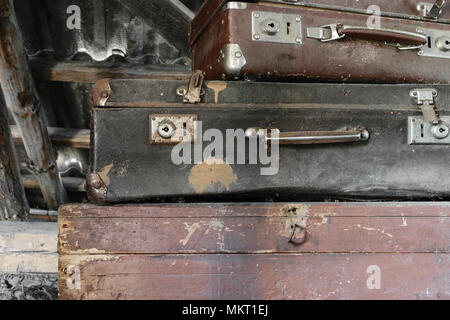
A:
[0,0,67,209]
[0,92,29,220]
[23,176,86,193]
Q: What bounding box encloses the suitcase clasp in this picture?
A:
[408,88,450,145]
[417,0,447,19]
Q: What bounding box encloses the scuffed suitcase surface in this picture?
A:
[89,79,450,204]
[191,1,450,83]
[58,203,450,300]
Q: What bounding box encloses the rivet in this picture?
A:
[235,51,242,58]
[296,17,301,22]
[253,34,260,40]
[254,13,260,18]
[295,37,302,43]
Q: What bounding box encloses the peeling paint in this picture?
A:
[401,213,408,227]
[179,222,201,246]
[97,163,113,186]
[188,158,237,194]
[357,224,394,238]
[206,81,227,104]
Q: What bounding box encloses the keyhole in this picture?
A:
[287,22,291,35]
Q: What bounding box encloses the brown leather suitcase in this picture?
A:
[190,0,450,83]
[58,202,450,300]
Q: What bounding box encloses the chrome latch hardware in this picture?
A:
[408,117,450,145]
[306,24,345,42]
[417,28,450,60]
[252,11,302,44]
[410,88,439,124]
[177,70,205,104]
[150,115,197,145]
[409,88,450,145]
[417,1,447,19]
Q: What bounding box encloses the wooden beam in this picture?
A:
[0,95,29,220]
[0,222,58,300]
[29,58,192,84]
[0,0,66,209]
[10,126,90,149]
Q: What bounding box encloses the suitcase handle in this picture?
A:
[246,128,370,145]
[307,24,427,50]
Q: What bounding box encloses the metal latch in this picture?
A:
[252,11,303,44]
[417,0,447,19]
[177,70,205,104]
[150,115,197,145]
[408,88,450,145]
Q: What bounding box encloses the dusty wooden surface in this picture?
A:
[58,203,450,300]
[0,96,28,220]
[11,126,90,149]
[0,0,66,209]
[0,221,58,300]
[29,58,191,84]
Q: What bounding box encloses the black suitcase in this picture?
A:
[87,78,450,204]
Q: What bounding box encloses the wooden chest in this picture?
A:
[58,202,449,300]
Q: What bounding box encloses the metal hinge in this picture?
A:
[409,88,450,145]
[177,70,205,104]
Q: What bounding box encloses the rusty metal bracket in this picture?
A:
[179,70,204,104]
[289,224,308,245]
[93,79,112,107]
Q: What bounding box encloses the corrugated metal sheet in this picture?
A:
[15,0,199,64]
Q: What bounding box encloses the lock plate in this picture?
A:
[252,11,302,44]
[408,116,450,145]
[417,28,450,59]
[150,115,197,145]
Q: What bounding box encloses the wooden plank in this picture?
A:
[0,222,57,273]
[58,253,450,300]
[11,126,90,149]
[59,202,450,218]
[0,94,29,220]
[59,216,449,254]
[0,0,66,209]
[29,58,191,84]
[59,203,449,300]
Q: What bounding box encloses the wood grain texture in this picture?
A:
[58,203,449,300]
[29,58,191,84]
[0,0,66,209]
[59,216,448,254]
[59,253,449,300]
[0,95,28,220]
